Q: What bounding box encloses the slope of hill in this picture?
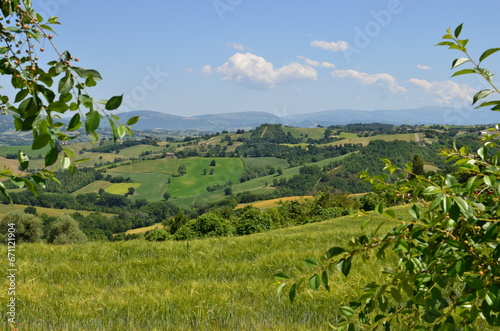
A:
[11,208,408,330]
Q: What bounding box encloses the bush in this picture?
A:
[144,228,169,242]
[234,208,272,235]
[174,213,234,240]
[47,215,88,245]
[0,210,43,244]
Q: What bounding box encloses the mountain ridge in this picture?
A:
[116,106,500,131]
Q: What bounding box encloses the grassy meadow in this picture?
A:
[2,207,411,331]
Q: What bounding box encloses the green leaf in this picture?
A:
[479,48,500,63]
[309,274,321,291]
[302,257,320,268]
[337,256,352,277]
[45,148,59,167]
[274,272,289,281]
[375,203,383,215]
[276,283,286,296]
[429,196,442,210]
[48,100,69,113]
[72,68,102,80]
[451,69,476,77]
[289,283,297,303]
[325,246,345,259]
[0,182,12,204]
[68,113,82,131]
[451,58,470,69]
[454,24,463,38]
[61,155,71,170]
[58,74,73,95]
[85,111,101,134]
[32,133,51,150]
[321,271,330,292]
[126,116,140,126]
[409,204,421,220]
[472,90,494,105]
[17,151,29,171]
[105,95,123,110]
[339,306,355,317]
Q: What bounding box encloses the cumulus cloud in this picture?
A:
[224,42,245,51]
[409,78,475,104]
[332,69,407,94]
[217,53,318,89]
[310,40,349,52]
[417,64,432,70]
[202,65,212,75]
[297,56,335,69]
[321,61,335,69]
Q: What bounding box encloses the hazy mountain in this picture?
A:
[283,107,500,127]
[117,110,284,131]
[1,107,499,134]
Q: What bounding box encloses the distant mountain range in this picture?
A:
[116,106,500,131]
[1,107,499,133]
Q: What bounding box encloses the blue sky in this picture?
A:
[32,0,500,117]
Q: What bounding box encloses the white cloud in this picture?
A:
[202,65,212,75]
[297,56,335,69]
[417,64,432,70]
[310,40,349,52]
[224,42,245,51]
[409,78,475,104]
[321,61,335,69]
[217,53,317,89]
[185,68,194,73]
[332,69,407,94]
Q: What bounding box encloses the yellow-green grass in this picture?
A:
[327,133,421,147]
[125,223,165,235]
[242,157,289,169]
[0,145,50,158]
[236,196,313,209]
[3,206,413,330]
[108,158,180,174]
[0,203,114,219]
[71,180,112,195]
[30,151,118,170]
[118,145,166,158]
[111,173,171,201]
[106,183,142,195]
[168,158,245,198]
[172,155,352,206]
[283,127,326,140]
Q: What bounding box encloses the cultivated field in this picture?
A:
[2,207,412,330]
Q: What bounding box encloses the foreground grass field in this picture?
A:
[3,207,415,331]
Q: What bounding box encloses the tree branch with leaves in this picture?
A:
[275,24,500,330]
[0,0,138,202]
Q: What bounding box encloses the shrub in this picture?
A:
[144,228,169,242]
[0,210,43,244]
[47,215,88,245]
[234,208,272,236]
[174,213,234,240]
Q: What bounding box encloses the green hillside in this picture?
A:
[4,207,409,330]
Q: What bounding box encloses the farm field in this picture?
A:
[172,154,353,206]
[3,206,413,330]
[106,183,142,195]
[328,132,422,146]
[72,180,112,195]
[236,196,313,209]
[242,157,289,169]
[283,127,326,140]
[0,203,114,219]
